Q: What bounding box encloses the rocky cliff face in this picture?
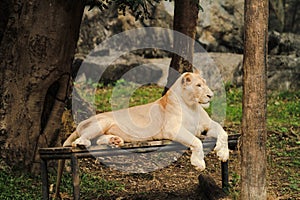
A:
[73,1,299,91]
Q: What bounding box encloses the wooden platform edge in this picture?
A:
[39,134,240,156]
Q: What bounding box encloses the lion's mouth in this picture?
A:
[199,101,210,108]
[196,97,211,107]
[199,100,210,104]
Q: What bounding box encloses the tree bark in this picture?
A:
[163,0,199,94]
[0,0,84,172]
[240,0,268,199]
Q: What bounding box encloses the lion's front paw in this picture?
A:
[214,137,229,162]
[191,152,206,171]
[191,157,206,171]
[215,146,229,162]
[96,135,124,147]
[72,138,91,148]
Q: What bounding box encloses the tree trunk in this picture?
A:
[240,0,268,199]
[0,0,84,172]
[163,0,199,94]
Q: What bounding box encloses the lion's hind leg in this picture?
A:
[72,137,92,147]
[72,116,111,147]
[96,134,124,147]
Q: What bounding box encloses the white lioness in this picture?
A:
[63,69,229,171]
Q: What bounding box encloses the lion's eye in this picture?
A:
[196,84,201,87]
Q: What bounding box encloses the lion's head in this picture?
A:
[180,69,214,107]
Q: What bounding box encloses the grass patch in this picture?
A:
[98,81,163,111]
[76,79,164,113]
[47,169,124,199]
[267,90,300,134]
[225,86,243,126]
[0,161,41,199]
[225,88,300,198]
[0,161,124,200]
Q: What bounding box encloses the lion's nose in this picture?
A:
[207,92,214,99]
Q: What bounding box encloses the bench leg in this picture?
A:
[221,161,229,192]
[71,155,80,200]
[41,158,49,200]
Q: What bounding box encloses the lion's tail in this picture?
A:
[55,131,79,199]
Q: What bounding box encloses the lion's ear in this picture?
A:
[193,67,202,76]
[181,74,192,86]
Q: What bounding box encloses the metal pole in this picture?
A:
[221,161,229,192]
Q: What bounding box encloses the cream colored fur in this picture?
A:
[63,70,229,171]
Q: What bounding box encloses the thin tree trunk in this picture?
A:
[0,0,84,172]
[240,0,268,199]
[163,0,199,94]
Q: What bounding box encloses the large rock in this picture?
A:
[197,0,244,53]
[164,0,299,53]
[269,31,300,56]
[283,0,300,34]
[75,52,163,85]
[76,3,172,58]
[74,52,299,91]
[163,0,244,53]
[76,6,118,56]
[147,53,300,91]
[219,54,300,91]
[267,55,300,91]
[205,53,243,85]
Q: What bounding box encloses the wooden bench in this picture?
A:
[39,134,240,200]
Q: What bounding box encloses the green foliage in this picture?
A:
[80,173,125,199]
[268,131,300,195]
[267,90,300,133]
[225,86,243,125]
[94,79,163,112]
[228,172,240,199]
[0,161,124,199]
[223,86,299,198]
[0,162,41,199]
[224,87,300,134]
[266,91,300,196]
[47,169,124,199]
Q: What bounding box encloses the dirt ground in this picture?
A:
[77,150,237,200]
